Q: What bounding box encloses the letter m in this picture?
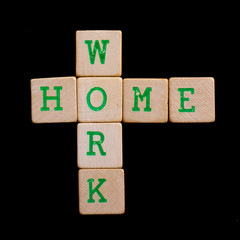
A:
[132,87,152,112]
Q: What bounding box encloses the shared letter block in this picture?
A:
[78,77,122,122]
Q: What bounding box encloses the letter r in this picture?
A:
[87,131,106,156]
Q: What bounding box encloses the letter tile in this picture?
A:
[77,123,122,168]
[31,77,77,123]
[169,77,215,122]
[123,78,168,123]
[79,169,125,214]
[78,77,122,122]
[76,30,122,76]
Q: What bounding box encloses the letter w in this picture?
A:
[85,40,110,64]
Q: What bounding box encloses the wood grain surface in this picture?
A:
[79,169,125,215]
[169,77,215,123]
[31,77,77,123]
[76,30,122,76]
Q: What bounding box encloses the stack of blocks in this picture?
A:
[31,30,215,215]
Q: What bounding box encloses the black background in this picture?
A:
[12,3,239,234]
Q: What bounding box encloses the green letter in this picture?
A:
[132,87,152,112]
[86,87,107,111]
[87,178,107,203]
[87,131,106,156]
[178,88,195,112]
[85,40,110,64]
[40,86,63,111]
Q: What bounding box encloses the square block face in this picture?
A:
[79,169,125,215]
[77,123,122,169]
[169,77,215,123]
[78,77,122,122]
[76,30,122,76]
[123,79,168,123]
[31,77,77,123]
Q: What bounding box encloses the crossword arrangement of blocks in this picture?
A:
[31,30,215,215]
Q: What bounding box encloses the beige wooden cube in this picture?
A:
[77,123,122,169]
[76,30,122,76]
[78,77,122,122]
[31,77,77,123]
[123,78,168,123]
[79,169,125,215]
[169,77,215,123]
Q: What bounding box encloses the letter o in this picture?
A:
[86,87,107,111]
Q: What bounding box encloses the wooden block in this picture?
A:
[169,77,215,123]
[31,77,77,123]
[123,78,168,123]
[76,30,122,76]
[79,169,125,215]
[77,123,122,168]
[78,77,122,122]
